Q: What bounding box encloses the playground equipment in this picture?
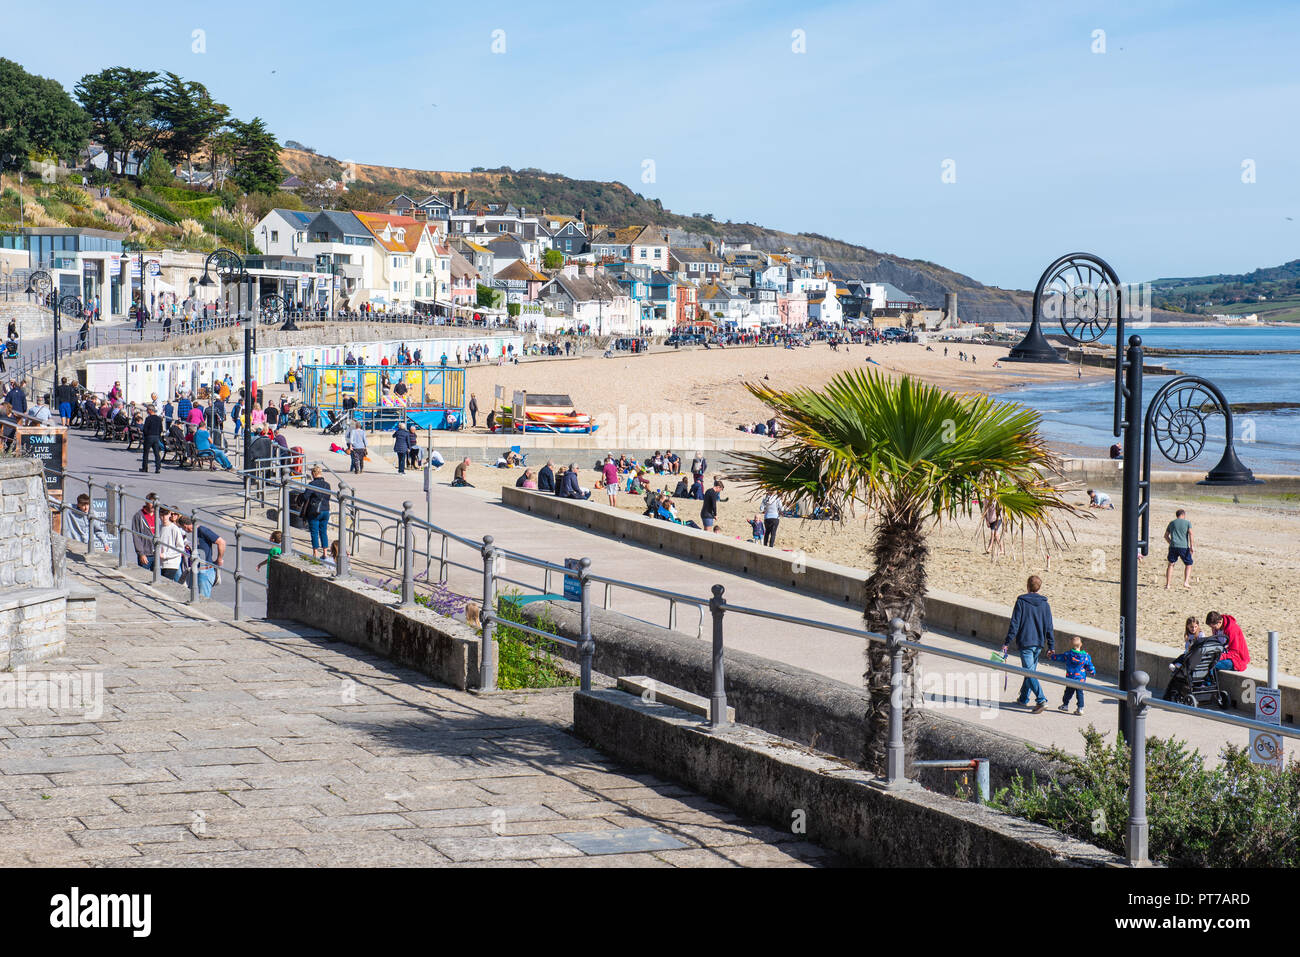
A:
[302,364,466,431]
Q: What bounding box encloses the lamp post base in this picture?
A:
[1005,321,1067,363]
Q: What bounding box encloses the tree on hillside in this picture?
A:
[207,127,238,191]
[227,117,282,194]
[728,371,1078,773]
[75,67,158,176]
[141,148,174,188]
[152,73,228,185]
[0,58,91,170]
[542,248,564,270]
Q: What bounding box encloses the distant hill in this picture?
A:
[279,148,1038,325]
[1151,259,1300,320]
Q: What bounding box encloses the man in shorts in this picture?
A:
[1164,508,1194,588]
[701,479,724,532]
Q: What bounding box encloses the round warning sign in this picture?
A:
[1258,693,1279,719]
[1250,730,1283,767]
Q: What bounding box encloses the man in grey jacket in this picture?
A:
[1001,574,1055,713]
[345,420,368,474]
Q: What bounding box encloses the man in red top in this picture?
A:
[1205,611,1250,671]
[601,456,619,506]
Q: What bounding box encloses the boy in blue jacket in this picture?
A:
[1049,635,1096,715]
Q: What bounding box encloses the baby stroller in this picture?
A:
[1162,634,1232,709]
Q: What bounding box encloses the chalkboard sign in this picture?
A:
[91,495,116,555]
[22,432,65,489]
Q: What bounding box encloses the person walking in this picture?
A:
[140,405,164,473]
[158,509,187,583]
[761,492,781,547]
[303,465,332,560]
[469,393,479,429]
[176,515,225,597]
[393,423,413,474]
[345,420,367,474]
[1001,574,1055,713]
[1163,508,1194,589]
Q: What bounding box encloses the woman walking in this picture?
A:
[304,465,332,560]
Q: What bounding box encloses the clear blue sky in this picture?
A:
[5,0,1298,288]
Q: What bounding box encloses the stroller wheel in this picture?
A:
[1216,690,1232,710]
[1182,692,1198,709]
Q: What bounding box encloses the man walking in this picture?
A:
[393,423,412,474]
[177,515,225,598]
[469,393,479,429]
[1164,508,1194,589]
[140,404,164,473]
[131,495,159,569]
[1001,575,1055,713]
[345,420,368,474]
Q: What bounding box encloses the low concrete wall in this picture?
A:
[519,599,1060,794]
[575,690,1120,867]
[267,554,489,691]
[504,487,1299,724]
[1060,457,1300,493]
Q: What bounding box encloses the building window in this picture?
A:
[271,230,279,243]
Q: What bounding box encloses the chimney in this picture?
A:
[562,263,578,279]
[944,292,958,326]
[579,207,586,224]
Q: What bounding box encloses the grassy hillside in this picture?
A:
[1151,259,1300,318]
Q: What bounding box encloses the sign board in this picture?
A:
[147,260,161,276]
[512,390,527,435]
[563,558,582,602]
[21,432,65,490]
[91,494,116,555]
[1250,687,1283,768]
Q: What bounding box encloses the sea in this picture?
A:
[998,326,1300,475]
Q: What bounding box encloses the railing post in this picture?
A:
[1127,670,1151,866]
[578,558,593,692]
[479,535,497,692]
[708,584,728,728]
[233,524,244,621]
[152,532,161,585]
[84,475,95,556]
[279,480,292,555]
[668,597,677,631]
[885,617,907,787]
[399,501,414,607]
[242,471,250,521]
[438,534,448,583]
[188,510,199,604]
[116,484,128,569]
[336,484,350,578]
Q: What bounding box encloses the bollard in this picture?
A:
[279,481,292,555]
[188,510,199,604]
[233,525,243,621]
[479,535,497,692]
[399,501,414,607]
[974,758,990,804]
[1127,670,1151,866]
[885,618,907,787]
[578,558,593,692]
[1268,631,1279,690]
[668,598,677,631]
[335,484,350,578]
[116,484,128,569]
[708,584,728,728]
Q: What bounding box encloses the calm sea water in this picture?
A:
[999,326,1300,474]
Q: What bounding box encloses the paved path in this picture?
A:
[0,560,837,867]
[64,412,1289,765]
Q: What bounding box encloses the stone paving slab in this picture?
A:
[0,561,840,867]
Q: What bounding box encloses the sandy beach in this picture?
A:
[461,340,1091,442]
[413,341,1298,673]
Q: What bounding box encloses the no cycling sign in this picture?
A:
[1250,687,1283,768]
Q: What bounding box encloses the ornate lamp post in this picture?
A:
[23,269,81,397]
[1022,253,1261,742]
[199,249,253,466]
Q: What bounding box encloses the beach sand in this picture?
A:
[461,341,1090,440]
[430,342,1296,673]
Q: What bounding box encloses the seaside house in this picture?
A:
[353,211,433,311]
[778,290,808,328]
[699,283,752,327]
[676,280,700,326]
[494,259,549,306]
[537,264,635,335]
[253,209,314,258]
[587,225,643,262]
[453,238,496,284]
[299,210,381,310]
[448,246,478,319]
[669,246,725,282]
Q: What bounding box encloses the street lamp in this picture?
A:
[23,269,80,398]
[1019,253,1261,742]
[200,248,253,467]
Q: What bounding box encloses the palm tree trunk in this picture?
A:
[862,505,928,774]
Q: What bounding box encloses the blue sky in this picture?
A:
[4,0,1299,288]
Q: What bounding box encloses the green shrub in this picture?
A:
[991,726,1300,866]
[494,593,576,690]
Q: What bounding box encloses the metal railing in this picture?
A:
[45,457,1300,867]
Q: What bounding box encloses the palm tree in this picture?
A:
[729,369,1080,773]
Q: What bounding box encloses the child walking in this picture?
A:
[1049,636,1096,715]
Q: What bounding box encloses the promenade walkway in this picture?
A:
[0,559,837,867]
